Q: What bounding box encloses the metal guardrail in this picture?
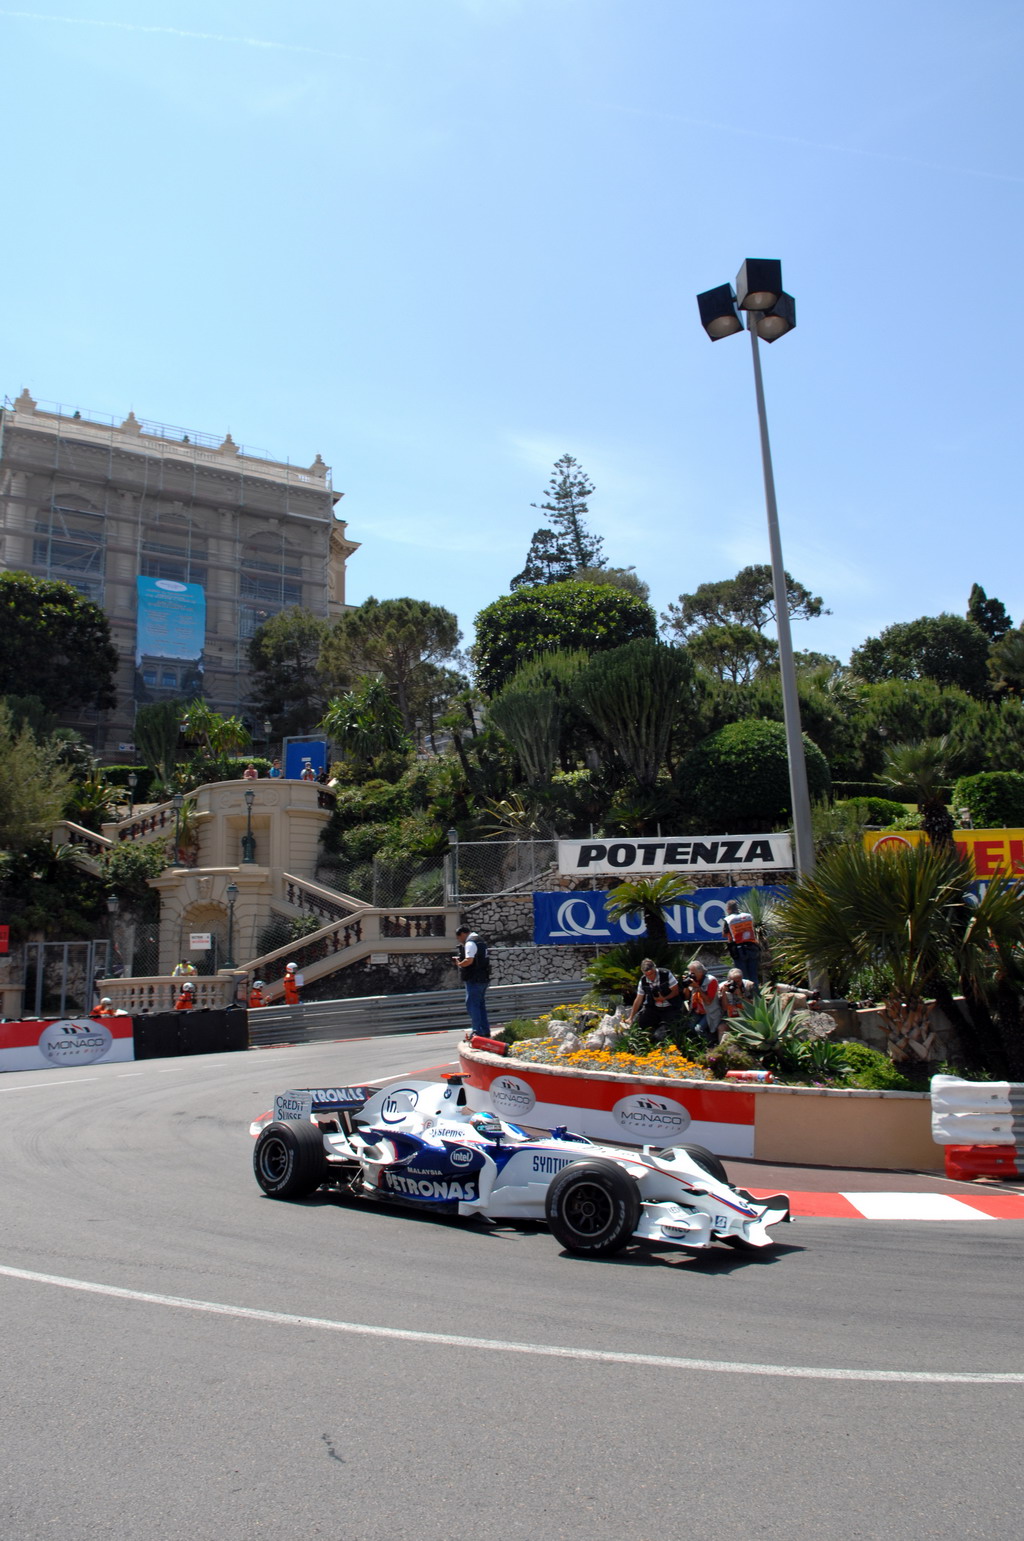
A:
[247,979,592,1049]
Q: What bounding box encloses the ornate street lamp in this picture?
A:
[241,787,256,864]
[225,881,239,969]
[127,771,137,818]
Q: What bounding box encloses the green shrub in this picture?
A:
[951,771,1024,830]
[882,810,924,830]
[501,1018,548,1043]
[402,869,444,906]
[103,765,156,802]
[839,1040,914,1090]
[676,719,831,832]
[835,795,908,826]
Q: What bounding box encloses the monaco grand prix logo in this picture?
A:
[37,1019,114,1067]
[612,1092,691,1140]
[489,1075,536,1116]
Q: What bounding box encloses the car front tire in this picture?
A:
[545,1160,641,1257]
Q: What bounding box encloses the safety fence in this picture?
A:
[449,839,558,903]
[246,979,590,1049]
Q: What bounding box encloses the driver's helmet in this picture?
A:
[253,980,264,988]
[469,1110,503,1139]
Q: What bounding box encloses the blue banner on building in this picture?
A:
[532,887,787,945]
[135,577,206,662]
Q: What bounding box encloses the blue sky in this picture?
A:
[3,1,1022,667]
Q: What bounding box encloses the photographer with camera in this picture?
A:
[453,925,491,1036]
[627,959,682,1042]
[720,966,756,1020]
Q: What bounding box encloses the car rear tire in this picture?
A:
[545,1160,641,1257]
[253,1120,327,1199]
[677,1144,729,1183]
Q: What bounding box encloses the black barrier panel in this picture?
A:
[133,1010,249,1060]
[177,1009,249,1057]
[132,1013,181,1060]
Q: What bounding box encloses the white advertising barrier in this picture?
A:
[0,1017,135,1073]
[930,1075,1024,1146]
[557,833,793,877]
[466,1065,757,1158]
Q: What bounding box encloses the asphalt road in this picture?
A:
[1,1032,1022,1541]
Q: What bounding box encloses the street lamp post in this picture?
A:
[127,771,137,818]
[241,788,256,864]
[225,881,239,969]
[696,259,814,883]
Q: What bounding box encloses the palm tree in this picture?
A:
[605,874,696,945]
[321,676,408,770]
[774,840,1024,1073]
[877,736,961,846]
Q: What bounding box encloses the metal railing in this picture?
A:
[247,979,591,1048]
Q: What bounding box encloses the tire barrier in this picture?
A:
[132,1009,249,1061]
[930,1075,1024,1180]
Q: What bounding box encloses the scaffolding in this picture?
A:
[0,391,359,756]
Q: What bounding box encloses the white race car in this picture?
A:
[250,1075,792,1257]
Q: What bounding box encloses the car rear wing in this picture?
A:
[274,1086,376,1123]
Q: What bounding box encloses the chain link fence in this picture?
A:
[449,839,557,903]
[316,855,446,908]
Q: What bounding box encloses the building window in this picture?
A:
[240,535,303,614]
[32,505,105,602]
[141,526,208,587]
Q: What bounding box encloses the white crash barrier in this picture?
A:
[930,1075,1024,1147]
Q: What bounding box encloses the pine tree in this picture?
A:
[511,455,604,588]
[967,583,1012,643]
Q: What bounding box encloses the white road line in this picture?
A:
[0,1263,1020,1384]
[0,1077,102,1092]
[116,1072,143,1078]
[843,1192,988,1221]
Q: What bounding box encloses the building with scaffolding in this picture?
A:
[0,388,359,757]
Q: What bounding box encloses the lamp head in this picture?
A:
[734,258,783,312]
[244,788,255,809]
[754,291,796,342]
[697,283,743,340]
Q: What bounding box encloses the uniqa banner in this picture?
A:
[556,834,793,876]
[533,887,787,945]
[863,828,1024,879]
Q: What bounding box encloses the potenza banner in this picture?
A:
[533,887,787,946]
[557,834,793,877]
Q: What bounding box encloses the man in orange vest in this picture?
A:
[91,997,115,1020]
[174,982,196,1011]
[249,980,266,1009]
[685,962,723,1044]
[283,962,303,1006]
[722,899,761,986]
[720,967,756,1020]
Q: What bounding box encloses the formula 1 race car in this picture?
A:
[250,1076,792,1257]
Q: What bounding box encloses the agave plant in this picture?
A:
[794,1037,853,1078]
[725,993,814,1069]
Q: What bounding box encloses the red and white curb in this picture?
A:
[748,1189,1024,1220]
